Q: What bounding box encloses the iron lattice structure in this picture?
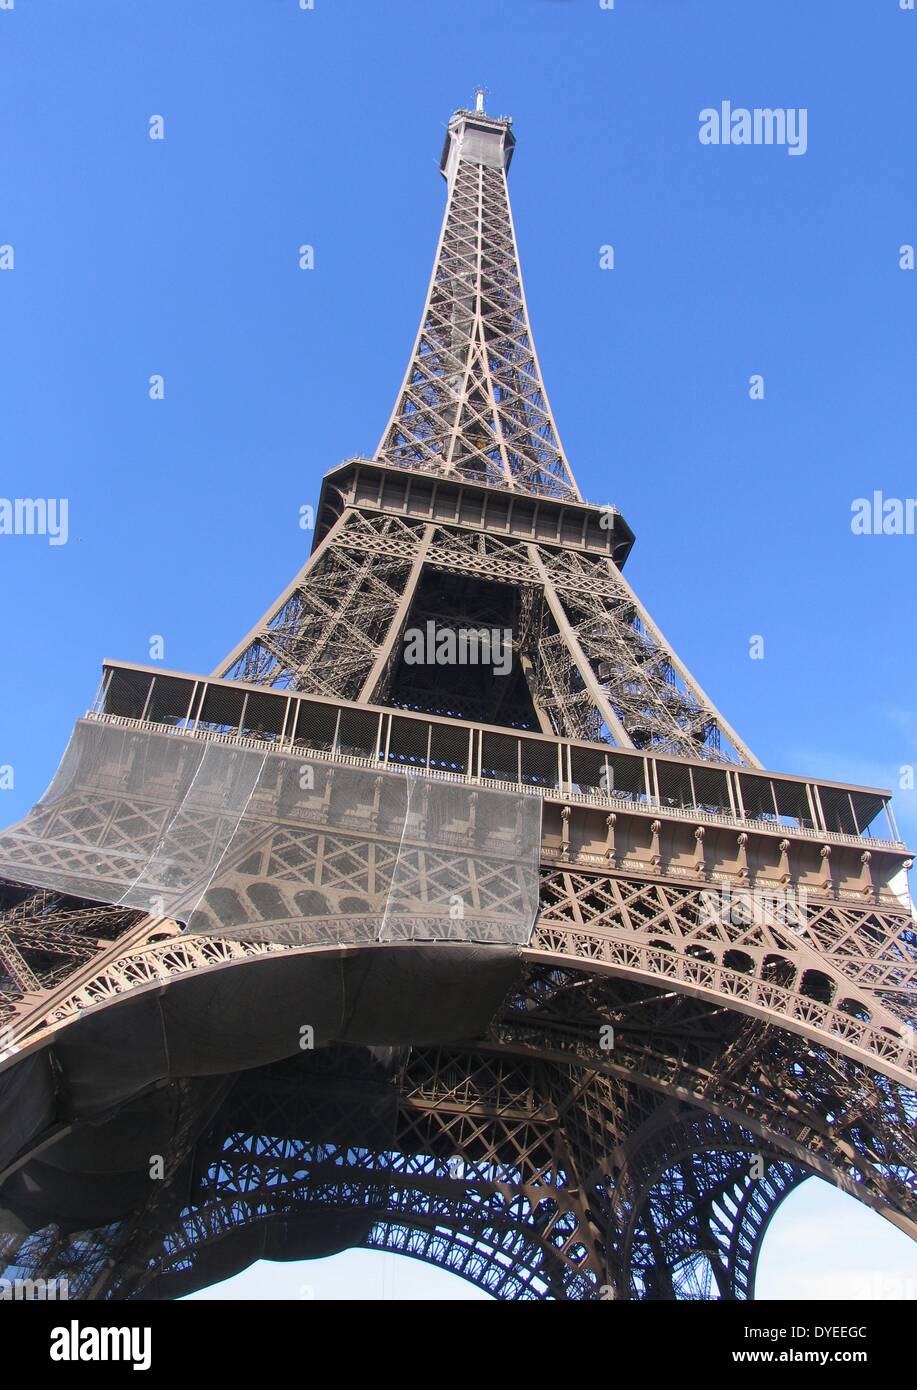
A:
[0,102,914,1301]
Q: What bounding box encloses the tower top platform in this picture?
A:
[439,104,516,180]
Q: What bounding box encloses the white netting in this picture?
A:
[0,719,542,947]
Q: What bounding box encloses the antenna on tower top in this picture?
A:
[474,87,486,114]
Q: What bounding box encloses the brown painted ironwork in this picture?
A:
[0,100,913,1301]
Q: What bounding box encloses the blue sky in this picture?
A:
[2,0,916,1298]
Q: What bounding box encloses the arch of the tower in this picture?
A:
[1,931,913,1300]
[0,1042,852,1303]
[0,1040,818,1302]
[3,889,912,1102]
[113,1086,814,1303]
[355,1151,807,1301]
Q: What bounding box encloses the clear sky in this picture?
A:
[2,0,916,1299]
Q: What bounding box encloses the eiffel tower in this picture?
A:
[1,95,914,1302]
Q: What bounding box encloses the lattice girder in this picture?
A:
[377,112,580,501]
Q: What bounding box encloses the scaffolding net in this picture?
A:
[0,719,543,947]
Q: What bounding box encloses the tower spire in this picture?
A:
[376,104,581,501]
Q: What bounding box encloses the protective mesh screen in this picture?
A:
[738,773,777,821]
[691,765,731,816]
[772,779,813,828]
[0,721,265,914]
[0,719,542,947]
[817,786,857,836]
[657,761,694,810]
[380,778,541,943]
